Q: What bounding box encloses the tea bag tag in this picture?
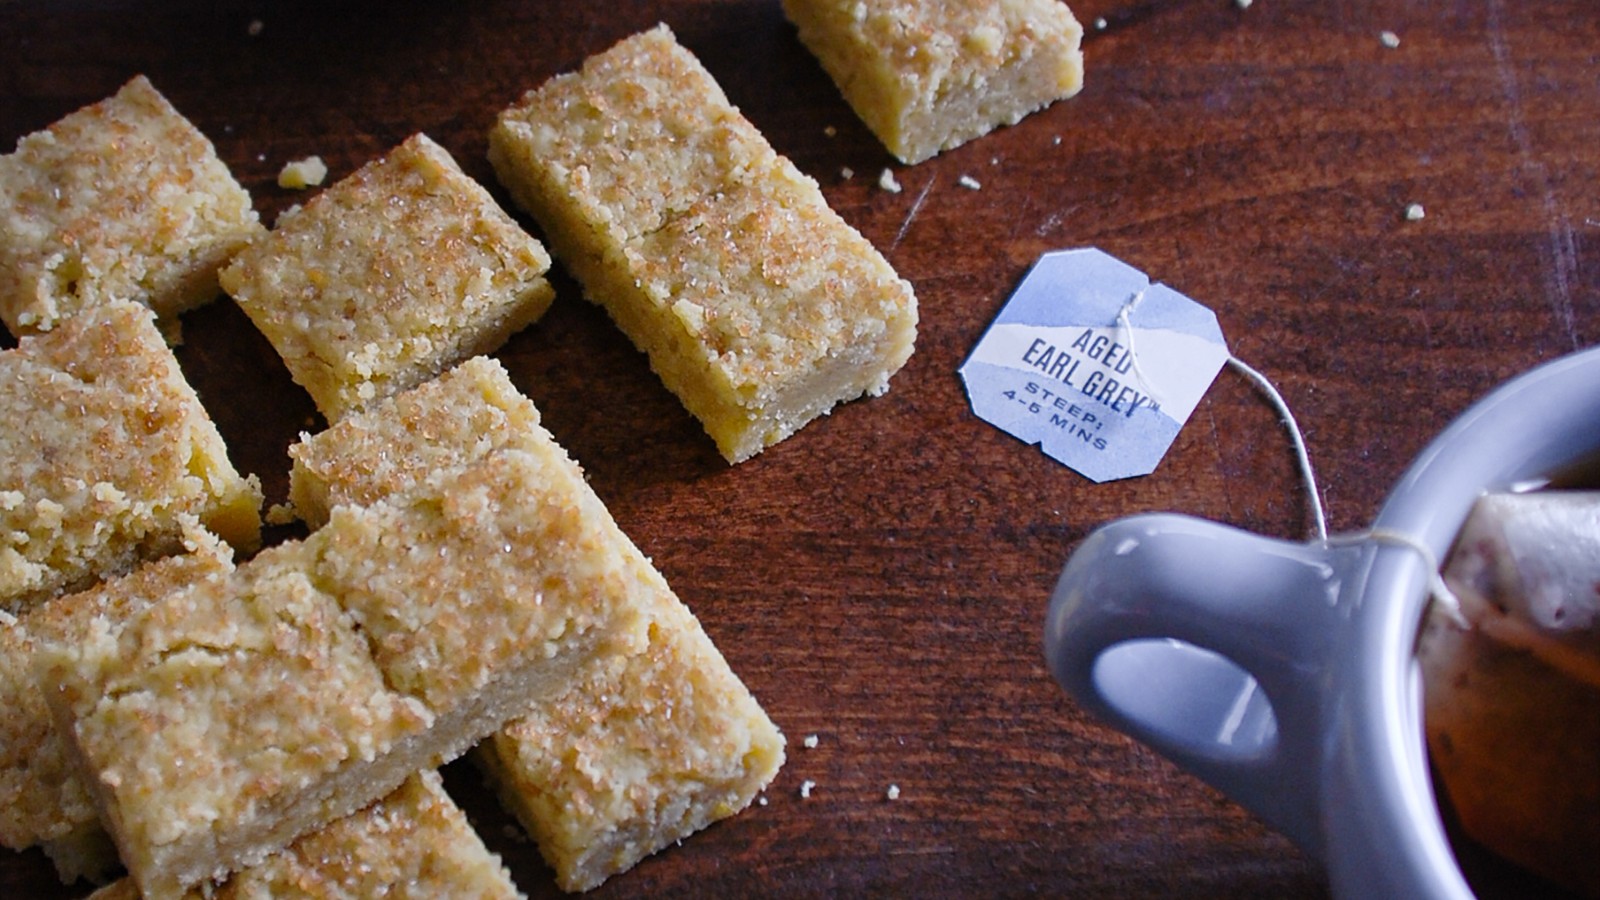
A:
[959,248,1231,482]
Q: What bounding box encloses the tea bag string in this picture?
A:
[1115,291,1468,626]
[1115,291,1327,540]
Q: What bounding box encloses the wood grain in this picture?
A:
[3,1,1597,896]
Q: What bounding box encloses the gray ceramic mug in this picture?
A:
[1044,345,1600,898]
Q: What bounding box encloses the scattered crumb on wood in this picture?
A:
[1405,202,1426,221]
[803,734,819,749]
[278,155,328,190]
[958,174,982,190]
[886,784,901,801]
[878,168,903,193]
[799,779,816,799]
[1380,30,1401,48]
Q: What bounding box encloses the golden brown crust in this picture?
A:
[41,540,435,897]
[480,600,785,892]
[782,0,1085,163]
[220,133,554,421]
[0,533,232,865]
[490,25,917,463]
[288,357,540,529]
[0,300,262,612]
[88,773,523,899]
[292,356,784,892]
[0,75,263,333]
[45,441,651,895]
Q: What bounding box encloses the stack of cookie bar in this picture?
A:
[0,13,944,894]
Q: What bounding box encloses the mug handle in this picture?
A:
[1044,513,1365,852]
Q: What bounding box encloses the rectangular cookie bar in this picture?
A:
[41,446,651,897]
[286,356,541,529]
[476,598,785,892]
[219,132,555,421]
[489,25,917,463]
[782,0,1085,164]
[0,75,263,334]
[88,771,523,900]
[0,529,233,883]
[290,358,785,891]
[0,299,262,612]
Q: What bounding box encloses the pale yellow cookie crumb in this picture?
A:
[277,155,328,189]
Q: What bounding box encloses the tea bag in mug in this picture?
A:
[1420,490,1600,897]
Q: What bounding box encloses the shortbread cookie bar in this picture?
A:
[289,358,784,891]
[477,597,785,892]
[219,133,555,421]
[782,0,1084,164]
[42,446,651,897]
[490,26,917,463]
[0,75,262,334]
[0,530,233,883]
[89,772,523,900]
[286,356,540,529]
[0,300,262,612]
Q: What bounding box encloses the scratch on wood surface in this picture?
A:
[1488,0,1579,349]
[892,175,937,251]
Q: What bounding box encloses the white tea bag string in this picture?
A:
[1114,290,1467,626]
[1114,290,1327,540]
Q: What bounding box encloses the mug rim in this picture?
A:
[1334,344,1600,899]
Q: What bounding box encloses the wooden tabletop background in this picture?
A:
[3,1,1597,897]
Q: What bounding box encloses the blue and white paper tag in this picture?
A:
[959,248,1231,482]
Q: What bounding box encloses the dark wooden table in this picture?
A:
[3,1,1596,896]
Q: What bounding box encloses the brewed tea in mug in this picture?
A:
[1422,482,1600,899]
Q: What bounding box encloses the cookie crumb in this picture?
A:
[878,168,902,193]
[265,502,299,526]
[841,167,854,180]
[1093,16,1108,30]
[277,155,328,190]
[1235,0,1252,9]
[885,784,901,801]
[1405,202,1426,221]
[1380,30,1401,49]
[799,779,816,799]
[824,125,838,138]
[958,174,982,190]
[803,733,820,749]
